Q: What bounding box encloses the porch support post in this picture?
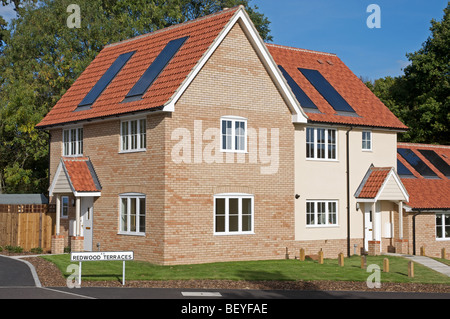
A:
[55,195,61,236]
[75,197,81,236]
[371,201,377,241]
[398,201,403,240]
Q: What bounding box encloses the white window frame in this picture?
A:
[436,213,450,241]
[61,196,69,219]
[306,200,338,227]
[362,131,372,151]
[220,116,247,153]
[119,193,146,236]
[214,194,254,235]
[63,127,83,157]
[120,118,147,153]
[306,127,337,160]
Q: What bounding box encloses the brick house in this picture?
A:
[36,6,449,264]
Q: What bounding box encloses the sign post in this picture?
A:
[70,251,134,286]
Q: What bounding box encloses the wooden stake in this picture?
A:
[383,258,389,273]
[408,261,414,278]
[299,248,305,261]
[318,249,324,264]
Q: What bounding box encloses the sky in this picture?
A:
[0,0,447,80]
[253,0,448,80]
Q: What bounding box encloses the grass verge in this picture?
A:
[41,254,450,285]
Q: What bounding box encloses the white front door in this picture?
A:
[364,202,381,252]
[81,197,94,251]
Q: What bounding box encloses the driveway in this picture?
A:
[0,255,40,287]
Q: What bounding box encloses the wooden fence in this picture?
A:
[0,204,55,252]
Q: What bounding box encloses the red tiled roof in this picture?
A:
[36,7,240,128]
[356,167,392,199]
[398,143,450,210]
[267,44,408,130]
[62,157,101,192]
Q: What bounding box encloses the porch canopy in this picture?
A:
[355,165,409,244]
[49,157,101,237]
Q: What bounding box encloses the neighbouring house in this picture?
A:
[35,6,449,264]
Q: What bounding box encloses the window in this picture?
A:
[120,194,146,235]
[306,127,337,160]
[362,131,372,151]
[63,128,83,156]
[61,196,69,218]
[214,194,253,234]
[221,117,247,152]
[306,200,338,226]
[436,213,450,240]
[121,118,146,152]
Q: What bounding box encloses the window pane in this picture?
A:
[235,121,245,151]
[71,129,77,155]
[317,129,325,158]
[306,128,314,158]
[121,198,128,232]
[140,119,146,149]
[139,198,145,233]
[306,202,315,225]
[121,122,129,150]
[328,201,336,225]
[222,120,232,150]
[130,198,136,232]
[328,130,336,159]
[229,198,239,232]
[317,202,326,224]
[131,120,138,150]
[215,198,225,233]
[242,198,252,232]
[63,131,69,155]
[78,128,83,155]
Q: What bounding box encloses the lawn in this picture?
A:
[41,254,450,285]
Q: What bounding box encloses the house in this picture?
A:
[36,6,448,264]
[397,143,450,258]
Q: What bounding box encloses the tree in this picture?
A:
[366,3,449,145]
[0,0,272,193]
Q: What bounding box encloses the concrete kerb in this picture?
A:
[384,253,450,277]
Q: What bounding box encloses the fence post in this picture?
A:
[408,261,414,278]
[338,252,344,267]
[441,248,446,260]
[299,248,305,261]
[361,255,366,269]
[383,258,389,273]
[318,249,324,264]
[420,246,425,256]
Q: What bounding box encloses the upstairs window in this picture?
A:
[121,118,146,152]
[63,127,83,156]
[221,117,247,152]
[362,131,372,151]
[306,127,336,160]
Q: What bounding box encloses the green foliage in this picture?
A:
[366,4,449,145]
[0,0,272,194]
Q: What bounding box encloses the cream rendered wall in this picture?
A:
[294,124,398,242]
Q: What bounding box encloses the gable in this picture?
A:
[36,6,307,130]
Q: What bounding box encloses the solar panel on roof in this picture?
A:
[78,51,136,108]
[278,65,318,111]
[298,68,356,114]
[398,148,439,179]
[397,159,415,178]
[124,36,189,101]
[418,149,450,178]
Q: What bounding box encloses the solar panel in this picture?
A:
[418,149,450,178]
[78,51,136,108]
[124,36,189,101]
[397,148,439,179]
[397,159,415,178]
[278,65,318,111]
[298,68,356,114]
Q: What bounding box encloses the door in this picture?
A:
[364,204,373,252]
[81,197,94,251]
[364,202,381,252]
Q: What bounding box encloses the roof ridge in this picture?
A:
[398,142,450,149]
[105,6,241,49]
[266,43,337,57]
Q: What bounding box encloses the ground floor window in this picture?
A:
[306,200,338,226]
[119,194,146,235]
[436,213,450,240]
[214,194,254,235]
